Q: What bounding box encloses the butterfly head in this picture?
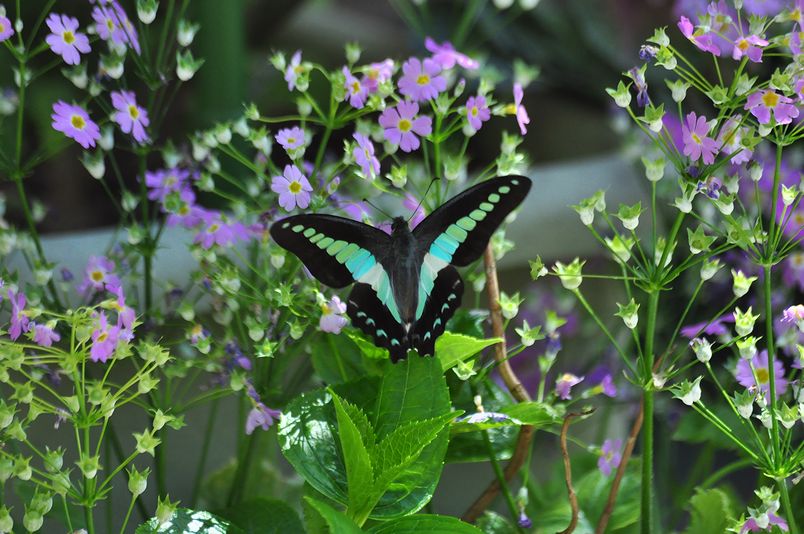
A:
[391,216,410,236]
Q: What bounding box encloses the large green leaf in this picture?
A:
[332,393,376,521]
[304,496,363,534]
[575,460,641,531]
[367,514,483,533]
[683,488,735,534]
[135,508,244,533]
[218,498,303,534]
[501,401,563,427]
[435,332,502,372]
[312,333,369,384]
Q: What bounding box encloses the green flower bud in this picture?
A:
[733,306,760,337]
[642,156,665,182]
[615,298,640,329]
[733,390,754,419]
[700,258,721,281]
[22,507,42,532]
[672,376,702,406]
[177,19,200,47]
[176,50,204,81]
[515,321,544,347]
[0,505,12,533]
[134,429,161,457]
[76,455,101,480]
[616,202,642,231]
[606,81,631,108]
[736,336,759,359]
[156,495,180,526]
[529,256,547,280]
[128,465,150,497]
[687,225,716,254]
[665,79,689,102]
[553,258,584,290]
[137,0,159,24]
[13,456,32,481]
[690,337,712,363]
[44,447,64,472]
[499,292,523,320]
[731,269,757,298]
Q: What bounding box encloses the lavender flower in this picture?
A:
[740,513,789,533]
[556,373,584,400]
[361,59,394,93]
[271,164,312,211]
[245,403,282,434]
[342,67,367,109]
[745,90,799,125]
[145,168,191,202]
[194,211,253,249]
[90,312,120,363]
[735,350,788,397]
[275,126,306,152]
[45,14,91,65]
[379,101,432,153]
[8,290,29,341]
[284,50,303,90]
[424,37,479,70]
[92,2,140,53]
[599,374,617,397]
[465,95,490,131]
[320,295,348,334]
[79,256,121,293]
[352,133,380,180]
[32,323,61,348]
[0,11,13,42]
[397,57,447,102]
[598,439,622,476]
[682,112,718,164]
[111,90,149,144]
[513,83,530,135]
[732,35,768,62]
[403,193,426,228]
[51,101,100,149]
[678,15,721,56]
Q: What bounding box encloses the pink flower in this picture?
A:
[51,101,100,149]
[111,90,149,144]
[717,116,752,164]
[732,35,768,62]
[8,290,29,341]
[740,513,789,533]
[145,168,192,202]
[397,57,447,102]
[245,403,282,434]
[0,12,13,42]
[45,13,90,65]
[361,59,394,93]
[284,50,303,90]
[165,188,203,228]
[194,211,253,249]
[597,439,622,476]
[32,323,61,347]
[342,67,367,109]
[745,89,800,125]
[465,95,491,131]
[271,164,312,211]
[108,283,135,341]
[513,83,530,135]
[90,313,120,363]
[682,112,718,164]
[79,256,121,293]
[275,126,305,151]
[735,350,788,398]
[91,2,140,53]
[424,37,479,70]
[352,133,380,179]
[556,373,584,400]
[782,304,804,325]
[600,374,617,397]
[320,296,348,334]
[379,101,432,153]
[678,15,721,56]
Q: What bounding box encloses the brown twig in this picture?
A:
[560,410,594,534]
[595,400,645,534]
[462,246,534,523]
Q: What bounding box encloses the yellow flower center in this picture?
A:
[0,22,5,33]
[397,118,412,132]
[737,38,749,52]
[762,91,780,108]
[286,136,296,145]
[792,252,804,268]
[795,213,804,226]
[208,223,219,233]
[471,106,478,117]
[755,367,769,384]
[691,132,702,144]
[106,19,115,31]
[179,205,189,216]
[289,181,302,194]
[90,270,104,282]
[294,65,304,74]
[364,148,371,160]
[71,114,86,130]
[320,303,331,314]
[128,104,139,119]
[351,81,361,94]
[791,8,801,22]
[63,30,75,44]
[416,74,430,86]
[96,332,108,343]
[503,103,517,115]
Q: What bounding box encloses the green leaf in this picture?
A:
[575,460,640,531]
[367,514,483,533]
[332,392,376,522]
[135,508,244,533]
[500,401,563,427]
[683,488,735,534]
[348,331,390,360]
[304,496,363,534]
[475,511,518,534]
[435,332,502,372]
[218,498,304,534]
[312,333,369,385]
[334,391,376,452]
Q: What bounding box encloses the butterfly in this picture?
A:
[269,175,532,362]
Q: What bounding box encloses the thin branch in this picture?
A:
[462,246,534,523]
[560,410,594,534]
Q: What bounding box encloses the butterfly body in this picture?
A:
[270,175,531,362]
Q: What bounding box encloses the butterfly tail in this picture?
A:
[346,283,409,363]
[411,266,464,357]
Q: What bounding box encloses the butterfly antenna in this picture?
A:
[362,198,393,220]
[407,178,438,224]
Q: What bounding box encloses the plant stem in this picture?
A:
[777,479,798,534]
[640,291,659,534]
[190,398,220,508]
[763,266,782,464]
[227,431,259,507]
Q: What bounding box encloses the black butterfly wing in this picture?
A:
[413,175,532,267]
[270,214,392,288]
[410,266,463,357]
[347,283,409,363]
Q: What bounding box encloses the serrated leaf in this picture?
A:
[218,498,303,534]
[334,391,376,452]
[332,393,375,521]
[367,514,484,533]
[436,332,502,372]
[304,496,363,534]
[135,508,244,534]
[312,334,367,384]
[500,401,563,427]
[683,488,735,534]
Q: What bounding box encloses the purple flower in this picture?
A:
[51,101,100,149]
[682,112,718,164]
[745,90,799,125]
[79,256,121,293]
[556,373,584,400]
[513,83,530,135]
[735,350,788,397]
[598,439,622,476]
[108,283,135,340]
[32,323,61,347]
[424,37,479,70]
[45,13,90,65]
[717,116,752,164]
[781,304,804,324]
[397,57,447,102]
[465,95,491,131]
[681,314,734,339]
[145,168,191,202]
[403,193,426,228]
[361,59,394,93]
[165,189,203,228]
[600,374,617,397]
[742,0,787,16]
[245,403,282,434]
[92,2,140,53]
[271,164,312,211]
[8,290,29,341]
[352,133,380,179]
[90,312,120,363]
[275,126,305,152]
[320,295,348,334]
[194,211,253,249]
[111,90,149,144]
[342,67,367,109]
[783,253,804,291]
[740,513,789,533]
[284,50,303,90]
[379,101,432,153]
[517,510,533,529]
[678,15,721,56]
[732,35,768,62]
[628,66,649,108]
[0,12,13,42]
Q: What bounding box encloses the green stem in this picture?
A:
[481,429,522,531]
[777,479,799,534]
[763,266,782,465]
[227,431,259,507]
[640,291,659,534]
[119,494,137,534]
[190,399,220,508]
